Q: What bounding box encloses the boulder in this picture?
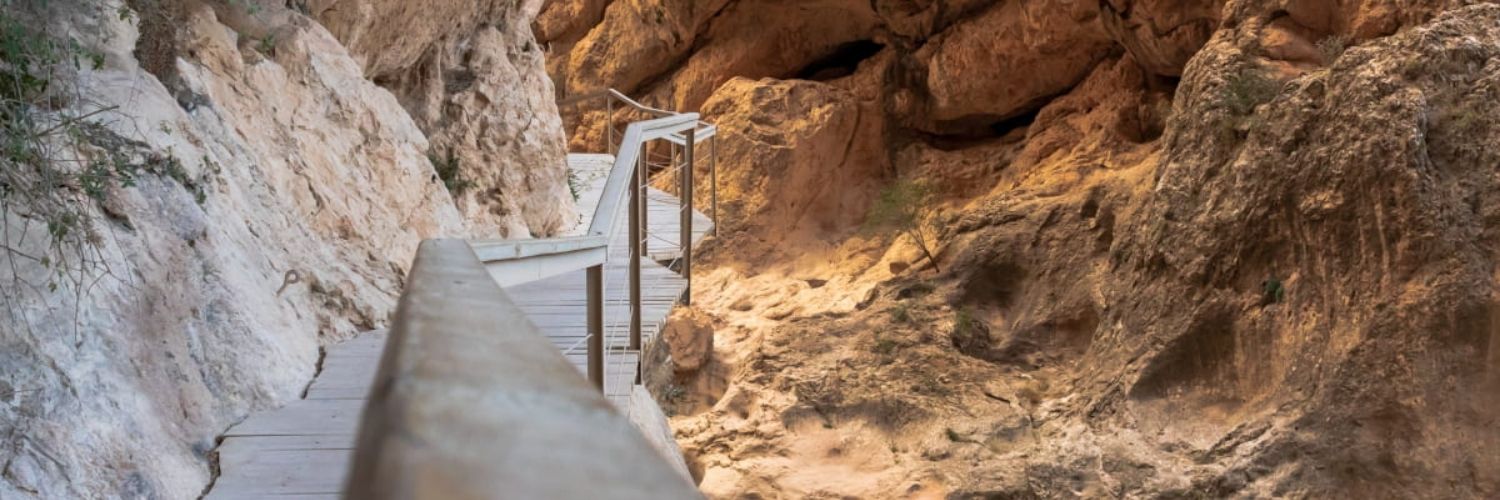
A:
[662,307,715,375]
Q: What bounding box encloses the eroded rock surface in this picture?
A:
[0,0,557,497]
[310,0,573,237]
[546,0,1500,497]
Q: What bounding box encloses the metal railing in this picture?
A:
[562,89,720,239]
[467,89,716,389]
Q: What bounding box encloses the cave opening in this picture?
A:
[795,40,886,81]
[920,107,1042,151]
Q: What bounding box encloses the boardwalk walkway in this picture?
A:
[205,154,711,499]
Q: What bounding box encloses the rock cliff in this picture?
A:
[548,0,1500,497]
[0,0,566,497]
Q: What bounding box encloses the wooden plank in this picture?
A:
[225,399,366,437]
[206,447,350,497]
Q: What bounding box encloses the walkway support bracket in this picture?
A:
[629,145,643,351]
[587,264,604,391]
[710,134,718,237]
[680,131,694,305]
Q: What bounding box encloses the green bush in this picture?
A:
[428,149,472,196]
[567,169,581,201]
[256,34,276,56]
[1318,35,1350,64]
[3,6,115,293]
[865,179,941,273]
[2,2,217,300]
[950,308,991,359]
[888,304,911,323]
[1222,69,1280,117]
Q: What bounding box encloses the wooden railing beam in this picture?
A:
[344,240,699,499]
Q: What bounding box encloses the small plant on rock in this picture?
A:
[950,308,992,359]
[1318,35,1351,64]
[428,149,472,196]
[1222,69,1280,117]
[1214,67,1282,142]
[256,34,276,56]
[888,304,912,323]
[567,169,582,201]
[865,179,941,273]
[1,4,210,339]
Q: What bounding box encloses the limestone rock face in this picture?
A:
[309,0,573,237]
[0,0,547,497]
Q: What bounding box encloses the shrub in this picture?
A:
[1262,275,1285,305]
[428,149,472,196]
[3,6,125,298]
[865,179,941,273]
[1,2,210,336]
[1222,69,1280,117]
[256,34,276,56]
[950,308,991,359]
[888,304,911,323]
[567,168,581,201]
[1318,35,1350,64]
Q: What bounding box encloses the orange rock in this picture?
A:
[662,307,716,375]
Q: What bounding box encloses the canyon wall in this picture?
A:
[0,0,566,497]
[548,0,1500,497]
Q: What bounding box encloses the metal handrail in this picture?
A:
[558,88,676,117]
[466,111,697,265]
[463,113,694,290]
[588,112,699,238]
[470,234,608,261]
[461,89,715,393]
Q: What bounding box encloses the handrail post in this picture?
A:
[640,147,648,257]
[710,132,718,237]
[587,264,604,391]
[681,132,694,305]
[605,97,614,155]
[629,145,643,351]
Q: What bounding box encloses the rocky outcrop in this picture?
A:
[660,308,715,376]
[900,0,1116,134]
[0,0,556,497]
[697,76,890,260]
[1101,0,1224,76]
[541,0,1500,497]
[1094,4,1500,495]
[309,0,573,237]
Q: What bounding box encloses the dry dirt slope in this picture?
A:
[548,0,1500,497]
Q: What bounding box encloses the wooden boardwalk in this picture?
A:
[206,154,711,499]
